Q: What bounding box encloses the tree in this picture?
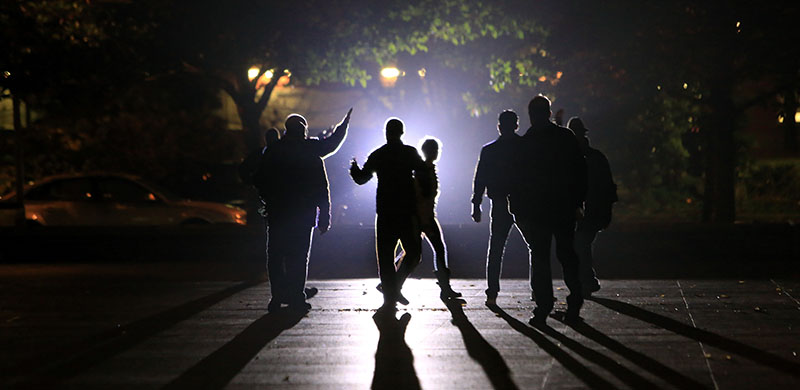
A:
[156,0,553,150]
[537,1,800,223]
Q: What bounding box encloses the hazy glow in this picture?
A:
[538,75,547,82]
[417,68,426,78]
[556,71,563,79]
[795,111,800,123]
[247,67,259,81]
[683,82,688,89]
[381,67,401,78]
[778,115,784,124]
[247,67,274,85]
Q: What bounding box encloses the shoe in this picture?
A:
[582,283,601,298]
[435,269,462,301]
[528,315,546,326]
[485,295,497,306]
[440,288,463,300]
[397,292,410,305]
[304,287,319,299]
[267,299,282,313]
[286,301,311,312]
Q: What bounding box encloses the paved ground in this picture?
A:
[1,266,799,389]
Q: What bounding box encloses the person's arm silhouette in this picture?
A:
[317,108,353,159]
[350,156,374,185]
[316,160,331,234]
[470,148,488,223]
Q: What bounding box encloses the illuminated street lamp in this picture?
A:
[380,66,401,87]
[247,66,274,89]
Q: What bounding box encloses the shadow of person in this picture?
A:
[445,300,519,390]
[487,305,616,389]
[163,308,308,390]
[590,297,800,378]
[561,317,709,389]
[371,309,420,390]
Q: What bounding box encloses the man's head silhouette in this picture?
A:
[528,95,552,125]
[420,137,441,162]
[498,110,519,136]
[285,114,308,139]
[567,117,588,136]
[264,128,280,147]
[385,118,404,143]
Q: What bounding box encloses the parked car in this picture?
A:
[0,174,246,226]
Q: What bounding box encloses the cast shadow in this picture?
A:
[488,305,617,389]
[7,280,261,389]
[445,300,519,390]
[590,297,800,378]
[371,309,421,390]
[164,308,307,390]
[564,318,709,389]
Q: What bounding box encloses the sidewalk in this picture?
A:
[2,277,799,389]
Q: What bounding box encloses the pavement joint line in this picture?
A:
[677,280,720,390]
[770,279,800,308]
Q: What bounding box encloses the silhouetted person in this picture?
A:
[256,111,354,312]
[471,110,522,305]
[239,128,281,224]
[509,95,587,324]
[350,118,430,308]
[394,137,461,300]
[567,117,617,297]
[239,128,281,187]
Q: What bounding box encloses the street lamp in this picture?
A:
[380,66,401,87]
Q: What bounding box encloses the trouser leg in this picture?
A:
[267,219,287,303]
[284,223,314,304]
[422,219,447,272]
[487,199,514,297]
[517,219,554,316]
[574,225,600,288]
[395,216,422,288]
[376,215,400,303]
[555,221,583,313]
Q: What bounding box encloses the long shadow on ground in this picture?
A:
[372,309,420,390]
[488,305,617,389]
[6,280,261,389]
[590,297,800,378]
[164,308,307,390]
[564,318,709,389]
[445,300,519,390]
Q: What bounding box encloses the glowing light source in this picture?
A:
[380,67,401,87]
[657,85,661,90]
[248,66,274,89]
[418,68,426,78]
[538,75,547,82]
[736,21,741,28]
[683,82,688,89]
[795,111,800,123]
[247,67,259,81]
[556,71,563,79]
[381,67,401,78]
[778,115,784,124]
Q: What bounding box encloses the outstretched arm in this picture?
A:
[317,108,353,159]
[349,156,374,185]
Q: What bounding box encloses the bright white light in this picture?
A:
[248,67,273,82]
[247,67,259,81]
[381,67,401,78]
